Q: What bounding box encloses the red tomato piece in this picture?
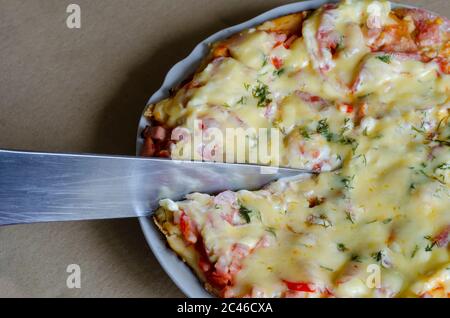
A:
[271,56,283,69]
[284,35,298,49]
[434,225,450,247]
[179,210,197,245]
[283,280,315,292]
[339,103,354,113]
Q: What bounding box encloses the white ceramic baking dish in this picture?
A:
[135,0,414,298]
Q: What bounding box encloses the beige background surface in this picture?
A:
[0,0,448,297]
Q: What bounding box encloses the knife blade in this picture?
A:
[0,149,311,225]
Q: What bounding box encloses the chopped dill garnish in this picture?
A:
[371,251,382,262]
[337,243,348,252]
[411,245,419,258]
[434,139,450,146]
[353,154,367,166]
[419,169,445,185]
[358,93,373,100]
[239,204,260,223]
[382,218,393,224]
[351,254,362,263]
[436,116,449,131]
[376,54,391,64]
[339,136,359,153]
[237,96,247,105]
[425,242,436,252]
[299,127,311,139]
[252,82,272,108]
[412,123,450,146]
[317,119,330,136]
[265,227,277,237]
[341,118,351,133]
[306,214,332,228]
[315,118,358,151]
[273,68,285,76]
[261,54,269,67]
[436,163,450,171]
[424,235,437,252]
[341,175,355,190]
[316,119,335,141]
[320,265,334,272]
[345,211,355,224]
[412,126,426,134]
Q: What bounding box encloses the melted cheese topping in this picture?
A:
[151,0,450,298]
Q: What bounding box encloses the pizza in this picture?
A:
[141,0,450,298]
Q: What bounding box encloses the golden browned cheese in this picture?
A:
[149,0,450,298]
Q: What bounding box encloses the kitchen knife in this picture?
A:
[0,149,312,225]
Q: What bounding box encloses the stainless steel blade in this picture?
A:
[0,149,310,225]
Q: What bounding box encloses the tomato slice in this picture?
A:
[271,57,283,69]
[437,57,450,75]
[284,35,298,49]
[339,103,354,113]
[179,210,197,244]
[283,280,315,292]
